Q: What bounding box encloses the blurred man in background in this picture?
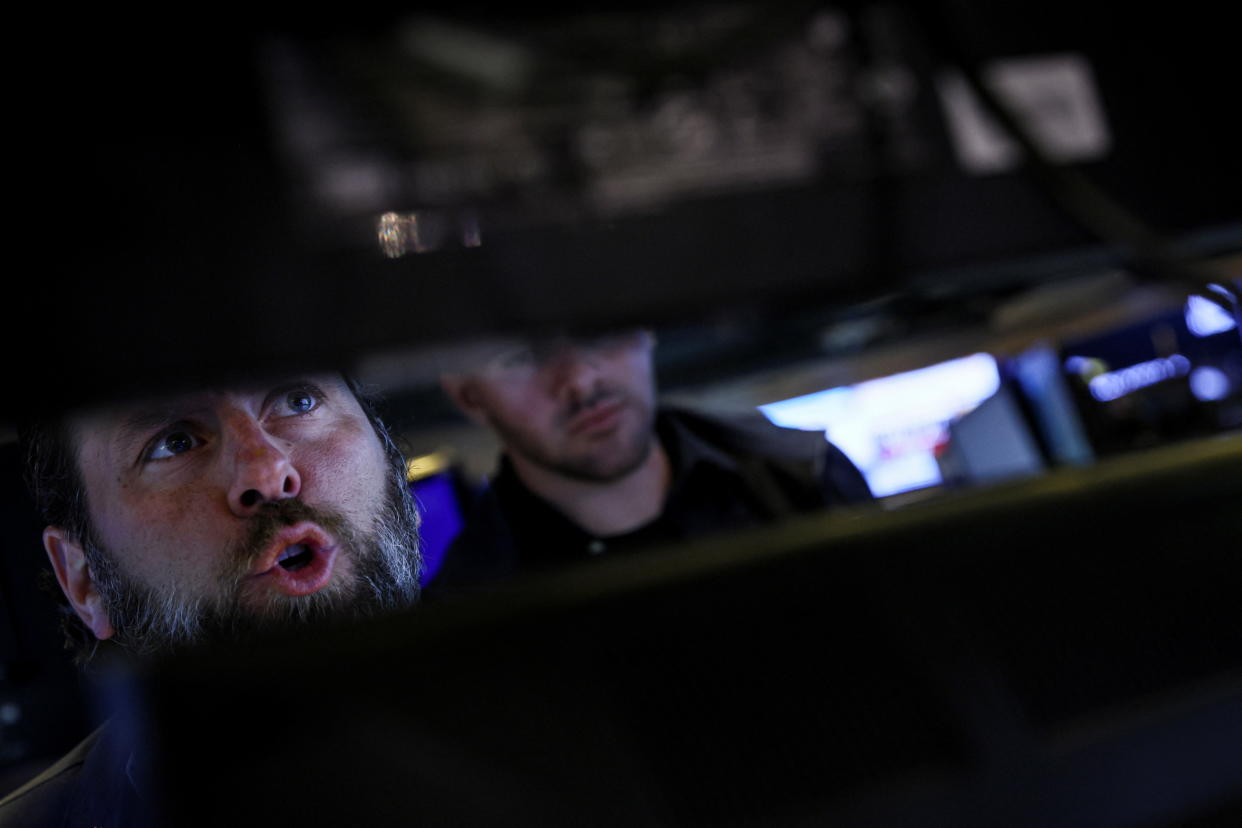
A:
[434,329,871,593]
[0,373,422,826]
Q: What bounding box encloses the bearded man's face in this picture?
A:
[45,375,421,656]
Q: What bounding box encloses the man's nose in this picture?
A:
[224,416,302,517]
[548,346,602,404]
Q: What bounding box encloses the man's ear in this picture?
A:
[439,375,490,427]
[43,527,114,641]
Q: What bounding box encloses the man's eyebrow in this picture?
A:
[265,377,335,400]
[123,403,196,430]
[108,377,341,442]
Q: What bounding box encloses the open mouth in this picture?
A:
[249,523,340,597]
[277,543,315,572]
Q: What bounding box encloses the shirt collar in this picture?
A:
[656,408,743,481]
[491,408,746,547]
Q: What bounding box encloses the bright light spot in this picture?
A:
[377,212,407,259]
[1190,367,1231,402]
[1185,294,1237,338]
[377,211,462,257]
[406,451,451,482]
[760,353,1001,497]
[1088,354,1190,402]
[1064,355,1107,379]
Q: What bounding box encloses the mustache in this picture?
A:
[224,498,353,577]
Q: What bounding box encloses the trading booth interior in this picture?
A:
[3,3,1242,825]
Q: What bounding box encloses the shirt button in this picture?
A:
[587,540,606,555]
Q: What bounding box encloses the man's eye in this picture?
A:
[147,430,200,460]
[284,389,319,415]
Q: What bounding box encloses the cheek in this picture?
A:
[93,481,221,585]
[609,355,655,398]
[474,387,527,425]
[297,428,390,526]
[497,383,557,421]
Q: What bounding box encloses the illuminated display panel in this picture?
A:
[760,353,1001,497]
[410,473,464,584]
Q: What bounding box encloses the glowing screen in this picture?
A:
[760,353,1002,497]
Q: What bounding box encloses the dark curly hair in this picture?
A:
[19,416,98,661]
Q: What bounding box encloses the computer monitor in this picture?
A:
[759,353,1002,497]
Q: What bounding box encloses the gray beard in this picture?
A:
[83,476,421,659]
